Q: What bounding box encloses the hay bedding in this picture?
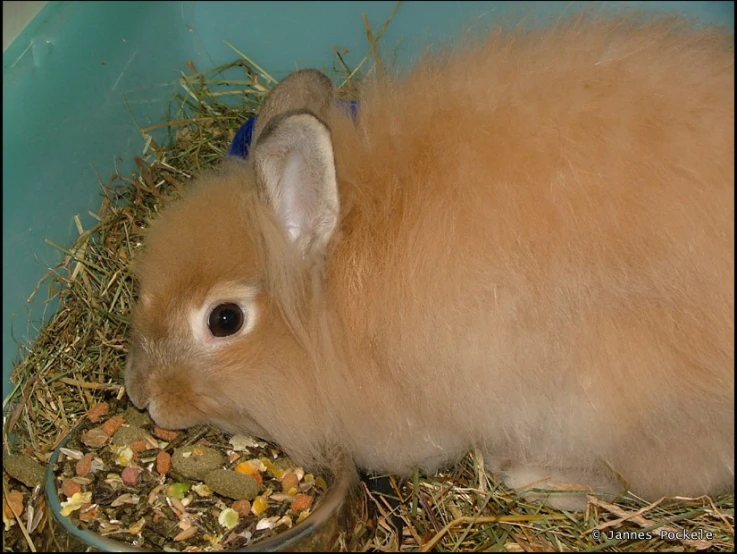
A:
[2,3,734,551]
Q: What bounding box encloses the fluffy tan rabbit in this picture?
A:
[124,12,734,510]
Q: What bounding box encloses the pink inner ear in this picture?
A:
[280,151,311,244]
[254,113,339,257]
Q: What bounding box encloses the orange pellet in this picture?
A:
[130,440,148,453]
[153,426,180,442]
[156,451,172,475]
[290,494,313,513]
[101,415,125,436]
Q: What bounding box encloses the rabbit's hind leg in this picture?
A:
[485,457,621,512]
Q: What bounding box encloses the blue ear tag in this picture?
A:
[227,99,358,160]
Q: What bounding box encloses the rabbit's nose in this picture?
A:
[126,386,150,410]
[124,376,150,410]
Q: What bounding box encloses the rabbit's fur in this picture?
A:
[125,12,734,510]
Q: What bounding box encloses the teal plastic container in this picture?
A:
[2,1,734,398]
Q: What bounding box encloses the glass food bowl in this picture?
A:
[44,427,357,553]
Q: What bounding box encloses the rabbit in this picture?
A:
[124,11,734,511]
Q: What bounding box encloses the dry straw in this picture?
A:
[3,3,733,551]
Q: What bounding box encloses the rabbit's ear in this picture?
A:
[252,112,339,258]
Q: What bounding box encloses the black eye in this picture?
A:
[208,303,244,337]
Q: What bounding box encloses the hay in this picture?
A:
[3,2,734,551]
[338,456,734,551]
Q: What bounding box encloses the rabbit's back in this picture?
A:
[322,14,733,489]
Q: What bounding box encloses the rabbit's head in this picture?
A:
[124,70,344,463]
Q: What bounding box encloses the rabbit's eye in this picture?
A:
[208,303,244,337]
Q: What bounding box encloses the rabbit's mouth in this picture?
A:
[144,388,275,444]
[145,394,206,431]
